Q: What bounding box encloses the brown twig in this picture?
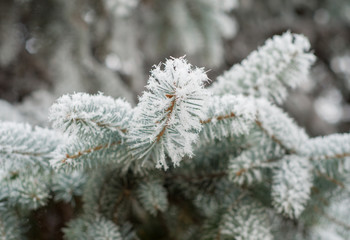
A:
[314,152,350,161]
[61,141,121,164]
[255,120,296,154]
[200,111,349,190]
[254,118,348,188]
[200,112,236,124]
[156,94,176,142]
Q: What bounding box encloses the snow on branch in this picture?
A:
[49,93,134,170]
[301,134,350,177]
[87,216,122,240]
[211,32,316,103]
[0,210,23,240]
[272,155,312,219]
[229,142,284,186]
[220,199,273,239]
[63,215,122,240]
[52,171,86,203]
[1,169,51,210]
[255,99,308,154]
[301,134,350,162]
[199,95,256,142]
[13,174,50,209]
[0,122,61,171]
[50,134,122,170]
[136,180,168,216]
[128,57,209,170]
[49,92,132,137]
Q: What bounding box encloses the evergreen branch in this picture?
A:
[316,171,345,189]
[167,171,227,182]
[0,210,22,240]
[248,117,349,192]
[51,134,124,170]
[60,141,121,164]
[203,100,350,178]
[271,155,312,219]
[301,134,350,186]
[199,95,256,142]
[4,31,350,239]
[4,172,51,210]
[63,214,122,240]
[52,171,86,203]
[86,170,133,221]
[200,192,248,240]
[313,152,350,161]
[128,57,209,169]
[112,189,130,224]
[255,120,296,154]
[0,149,48,158]
[80,167,116,217]
[233,158,276,177]
[156,95,176,142]
[136,180,168,216]
[211,32,315,103]
[73,118,128,133]
[253,109,349,189]
[220,199,273,239]
[0,122,61,171]
[301,134,350,162]
[97,174,114,214]
[200,112,236,124]
[49,92,132,137]
[227,192,248,211]
[314,206,350,230]
[229,141,285,186]
[254,99,308,155]
[200,98,298,155]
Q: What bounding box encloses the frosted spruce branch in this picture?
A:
[0,210,22,240]
[0,122,61,171]
[208,98,349,219]
[136,180,168,216]
[51,137,123,169]
[128,57,210,170]
[63,214,123,240]
[250,102,350,185]
[254,99,308,154]
[211,31,316,103]
[301,134,350,179]
[220,200,273,240]
[49,93,132,170]
[48,92,350,179]
[199,95,256,142]
[201,197,272,240]
[52,171,86,203]
[2,30,350,240]
[301,134,350,162]
[49,92,132,137]
[272,155,313,219]
[228,142,284,186]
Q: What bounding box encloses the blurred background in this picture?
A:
[0,0,350,135]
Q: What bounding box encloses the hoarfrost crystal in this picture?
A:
[128,57,210,169]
